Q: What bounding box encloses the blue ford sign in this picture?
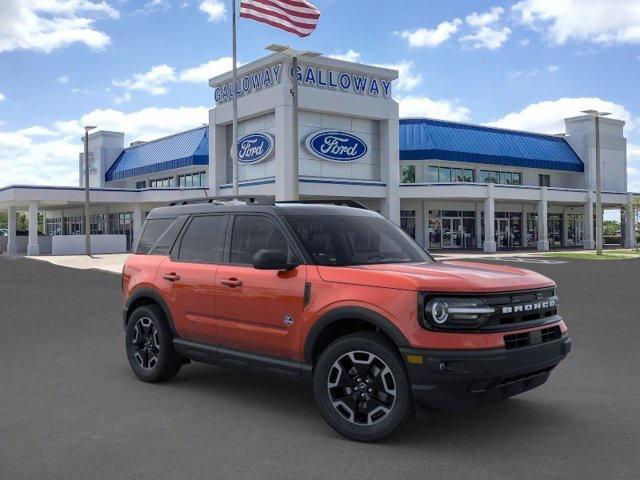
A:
[235,133,274,164]
[305,131,368,162]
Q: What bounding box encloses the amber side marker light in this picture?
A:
[406,354,423,365]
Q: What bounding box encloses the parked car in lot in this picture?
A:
[121,197,571,442]
[0,229,7,237]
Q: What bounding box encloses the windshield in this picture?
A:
[285,214,433,266]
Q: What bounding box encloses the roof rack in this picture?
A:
[169,195,275,207]
[275,199,369,210]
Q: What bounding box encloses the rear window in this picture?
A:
[136,219,174,254]
[135,216,186,255]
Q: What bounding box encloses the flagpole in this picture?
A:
[291,55,300,201]
[231,0,239,196]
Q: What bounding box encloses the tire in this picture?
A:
[313,331,413,442]
[125,305,181,383]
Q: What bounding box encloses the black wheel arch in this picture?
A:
[124,288,177,337]
[304,307,410,365]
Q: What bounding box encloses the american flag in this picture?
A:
[240,0,321,38]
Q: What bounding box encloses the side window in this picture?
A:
[136,218,174,254]
[229,216,291,265]
[150,216,187,255]
[177,215,226,263]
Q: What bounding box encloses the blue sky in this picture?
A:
[1,0,639,194]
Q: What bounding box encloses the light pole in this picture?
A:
[581,110,610,256]
[83,125,96,255]
[266,44,320,201]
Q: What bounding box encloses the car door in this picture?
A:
[214,213,307,360]
[156,214,228,344]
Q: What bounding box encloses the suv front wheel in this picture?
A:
[125,305,181,382]
[313,332,413,442]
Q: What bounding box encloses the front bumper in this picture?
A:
[399,335,571,410]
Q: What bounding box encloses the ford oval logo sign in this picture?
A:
[234,133,274,164]
[305,131,368,163]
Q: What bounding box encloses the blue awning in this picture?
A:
[399,118,584,172]
[105,126,209,181]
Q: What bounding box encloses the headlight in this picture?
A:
[423,297,495,330]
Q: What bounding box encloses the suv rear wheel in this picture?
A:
[313,332,413,442]
[125,305,181,382]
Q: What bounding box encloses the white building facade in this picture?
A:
[0,53,637,255]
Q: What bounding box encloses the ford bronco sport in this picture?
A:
[122,197,571,442]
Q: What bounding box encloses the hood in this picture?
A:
[316,260,555,293]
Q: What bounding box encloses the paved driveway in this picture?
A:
[1,256,639,480]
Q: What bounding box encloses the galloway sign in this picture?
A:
[213,61,394,104]
[292,64,392,99]
[234,133,275,164]
[214,64,282,104]
[305,131,368,163]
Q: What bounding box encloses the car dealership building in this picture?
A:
[0,52,637,255]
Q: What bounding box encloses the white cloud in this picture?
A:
[0,92,5,102]
[520,38,531,46]
[179,57,234,82]
[398,96,471,122]
[199,0,226,22]
[328,50,362,63]
[57,75,69,84]
[466,7,504,27]
[461,26,511,50]
[508,65,560,81]
[0,0,119,54]
[113,64,177,95]
[396,19,462,48]
[0,106,209,187]
[486,97,635,134]
[373,60,422,93]
[113,91,132,105]
[513,0,640,45]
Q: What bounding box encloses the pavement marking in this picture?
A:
[488,257,568,265]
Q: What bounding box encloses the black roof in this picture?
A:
[147,199,377,220]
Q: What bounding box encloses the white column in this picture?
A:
[210,108,228,196]
[132,204,144,249]
[475,202,483,250]
[422,200,429,249]
[624,193,636,248]
[274,104,295,201]
[483,185,496,253]
[7,206,18,255]
[380,118,401,225]
[27,203,40,256]
[537,187,550,251]
[562,207,570,247]
[584,195,595,249]
[415,201,425,247]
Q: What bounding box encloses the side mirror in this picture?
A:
[252,249,297,270]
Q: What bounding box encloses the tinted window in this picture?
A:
[136,218,174,254]
[286,214,432,266]
[149,216,187,255]
[230,216,291,265]
[178,215,226,263]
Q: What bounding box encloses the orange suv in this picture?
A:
[122,197,571,442]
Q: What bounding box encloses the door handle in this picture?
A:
[163,273,181,282]
[220,277,243,288]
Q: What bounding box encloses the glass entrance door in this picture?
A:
[441,218,463,248]
[495,218,513,249]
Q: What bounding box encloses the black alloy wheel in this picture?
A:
[313,332,413,442]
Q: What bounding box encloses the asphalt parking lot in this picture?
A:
[1,256,639,480]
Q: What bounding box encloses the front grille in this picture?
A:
[504,325,562,350]
[481,288,558,330]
